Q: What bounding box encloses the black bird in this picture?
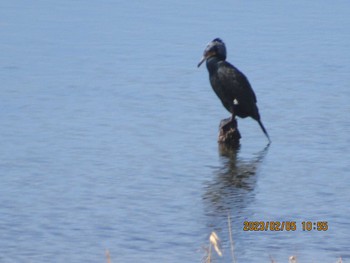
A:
[198,38,271,143]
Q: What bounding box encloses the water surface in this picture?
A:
[1,1,350,262]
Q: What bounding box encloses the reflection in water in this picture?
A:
[202,144,270,252]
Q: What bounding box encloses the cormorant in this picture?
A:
[197,38,271,143]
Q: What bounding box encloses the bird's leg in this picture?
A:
[227,106,236,125]
[229,112,237,129]
[230,111,236,123]
[220,111,237,133]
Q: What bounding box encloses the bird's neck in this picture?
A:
[206,56,224,74]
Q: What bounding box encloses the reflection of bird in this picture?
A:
[198,38,271,143]
[202,144,270,227]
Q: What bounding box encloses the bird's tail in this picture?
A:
[257,119,271,143]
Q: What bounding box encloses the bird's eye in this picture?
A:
[211,45,218,52]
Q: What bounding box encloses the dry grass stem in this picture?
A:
[336,257,343,263]
[105,249,111,263]
[289,255,297,263]
[227,213,236,263]
[210,231,222,257]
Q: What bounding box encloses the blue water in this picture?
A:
[1,1,350,262]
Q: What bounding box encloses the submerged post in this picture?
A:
[218,117,241,147]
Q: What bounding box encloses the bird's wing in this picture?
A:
[217,62,257,104]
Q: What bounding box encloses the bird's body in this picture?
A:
[207,56,259,119]
[198,38,270,142]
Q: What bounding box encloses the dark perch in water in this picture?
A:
[218,117,241,146]
[198,38,271,145]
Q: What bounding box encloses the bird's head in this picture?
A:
[197,38,227,68]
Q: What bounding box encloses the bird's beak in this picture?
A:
[197,50,215,68]
[197,56,206,68]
